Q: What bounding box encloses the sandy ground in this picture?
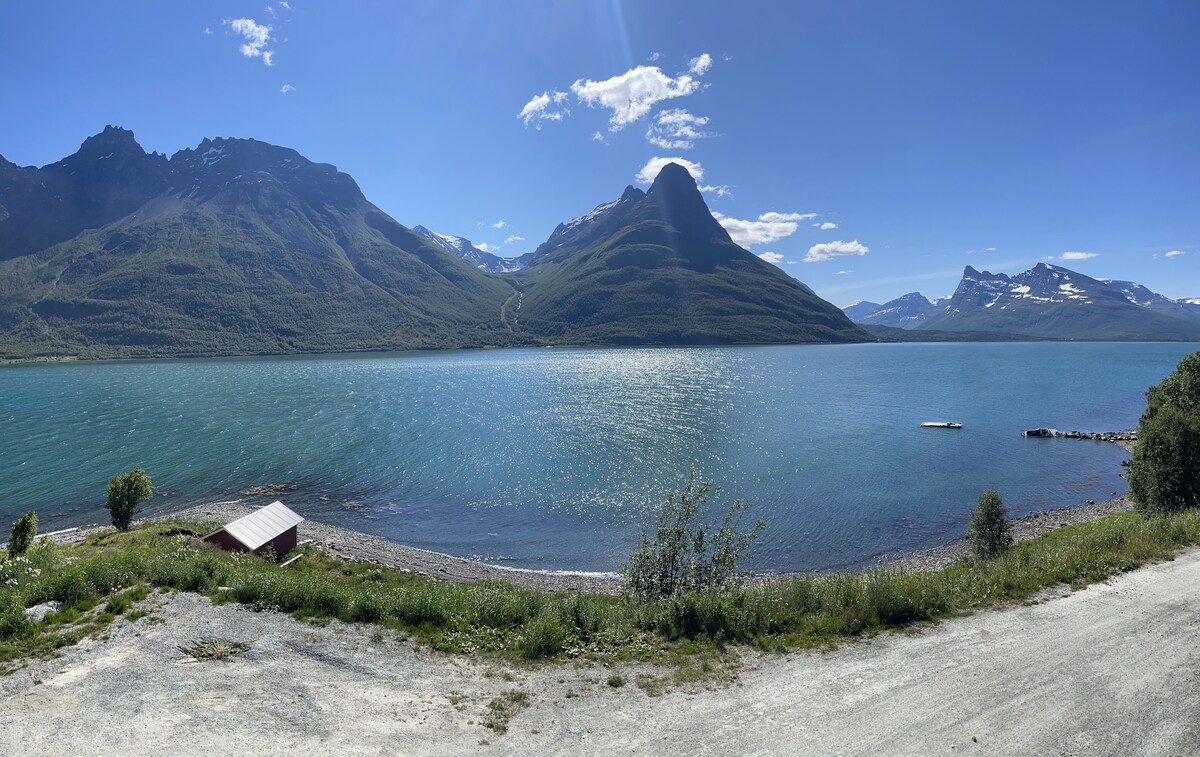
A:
[3,546,1198,756]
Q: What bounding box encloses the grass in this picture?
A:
[2,511,1200,670]
[482,690,531,734]
[178,638,250,662]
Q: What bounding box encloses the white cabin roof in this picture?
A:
[216,501,304,550]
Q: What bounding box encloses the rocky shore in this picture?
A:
[39,432,1138,591]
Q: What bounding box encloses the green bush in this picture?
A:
[967,488,1013,560]
[621,475,765,600]
[1129,351,1200,515]
[7,511,37,558]
[105,467,153,531]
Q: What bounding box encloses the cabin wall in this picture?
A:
[203,530,247,554]
[253,526,298,562]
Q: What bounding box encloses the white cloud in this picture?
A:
[203,26,213,35]
[592,131,605,142]
[816,221,838,230]
[504,235,525,244]
[648,51,662,62]
[804,240,870,263]
[491,220,507,229]
[699,184,732,198]
[226,18,274,66]
[646,108,712,149]
[571,65,702,131]
[278,0,291,8]
[279,83,295,94]
[689,53,713,76]
[757,252,784,264]
[265,5,276,17]
[711,211,815,247]
[518,90,569,128]
[760,212,817,222]
[635,156,704,184]
[476,243,494,253]
[835,270,854,275]
[1165,250,1185,257]
[984,246,997,251]
[1060,251,1098,260]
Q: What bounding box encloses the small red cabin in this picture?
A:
[203,501,304,561]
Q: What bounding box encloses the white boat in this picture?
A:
[920,421,963,429]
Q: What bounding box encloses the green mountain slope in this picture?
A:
[513,163,868,345]
[0,131,517,358]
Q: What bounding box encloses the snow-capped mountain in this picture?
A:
[842,301,881,321]
[1100,280,1198,318]
[855,292,944,329]
[1177,298,1200,314]
[920,263,1200,340]
[411,225,528,273]
[843,263,1200,340]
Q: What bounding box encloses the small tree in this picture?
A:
[1129,351,1200,515]
[7,510,37,558]
[621,474,765,600]
[967,488,1012,561]
[106,467,153,532]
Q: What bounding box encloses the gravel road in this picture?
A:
[4,547,1198,756]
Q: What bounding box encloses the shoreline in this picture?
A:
[37,433,1137,594]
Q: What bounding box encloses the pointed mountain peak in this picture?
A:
[642,162,728,242]
[647,162,701,197]
[964,265,981,277]
[78,125,144,155]
[620,185,645,202]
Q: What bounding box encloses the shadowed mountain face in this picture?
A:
[0,128,517,358]
[922,263,1200,340]
[512,163,869,345]
[0,126,170,261]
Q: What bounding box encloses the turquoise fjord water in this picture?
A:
[1,342,1195,572]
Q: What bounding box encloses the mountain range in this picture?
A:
[0,127,867,359]
[411,225,531,273]
[845,263,1200,341]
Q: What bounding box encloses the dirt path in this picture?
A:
[4,548,1199,756]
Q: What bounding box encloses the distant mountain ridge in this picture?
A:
[0,127,865,358]
[411,225,531,273]
[856,292,947,329]
[842,262,1200,341]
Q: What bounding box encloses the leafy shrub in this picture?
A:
[7,511,37,558]
[1130,406,1200,515]
[106,467,153,531]
[1129,351,1200,515]
[967,488,1012,560]
[621,474,765,600]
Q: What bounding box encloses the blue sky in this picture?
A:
[2,0,1198,306]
